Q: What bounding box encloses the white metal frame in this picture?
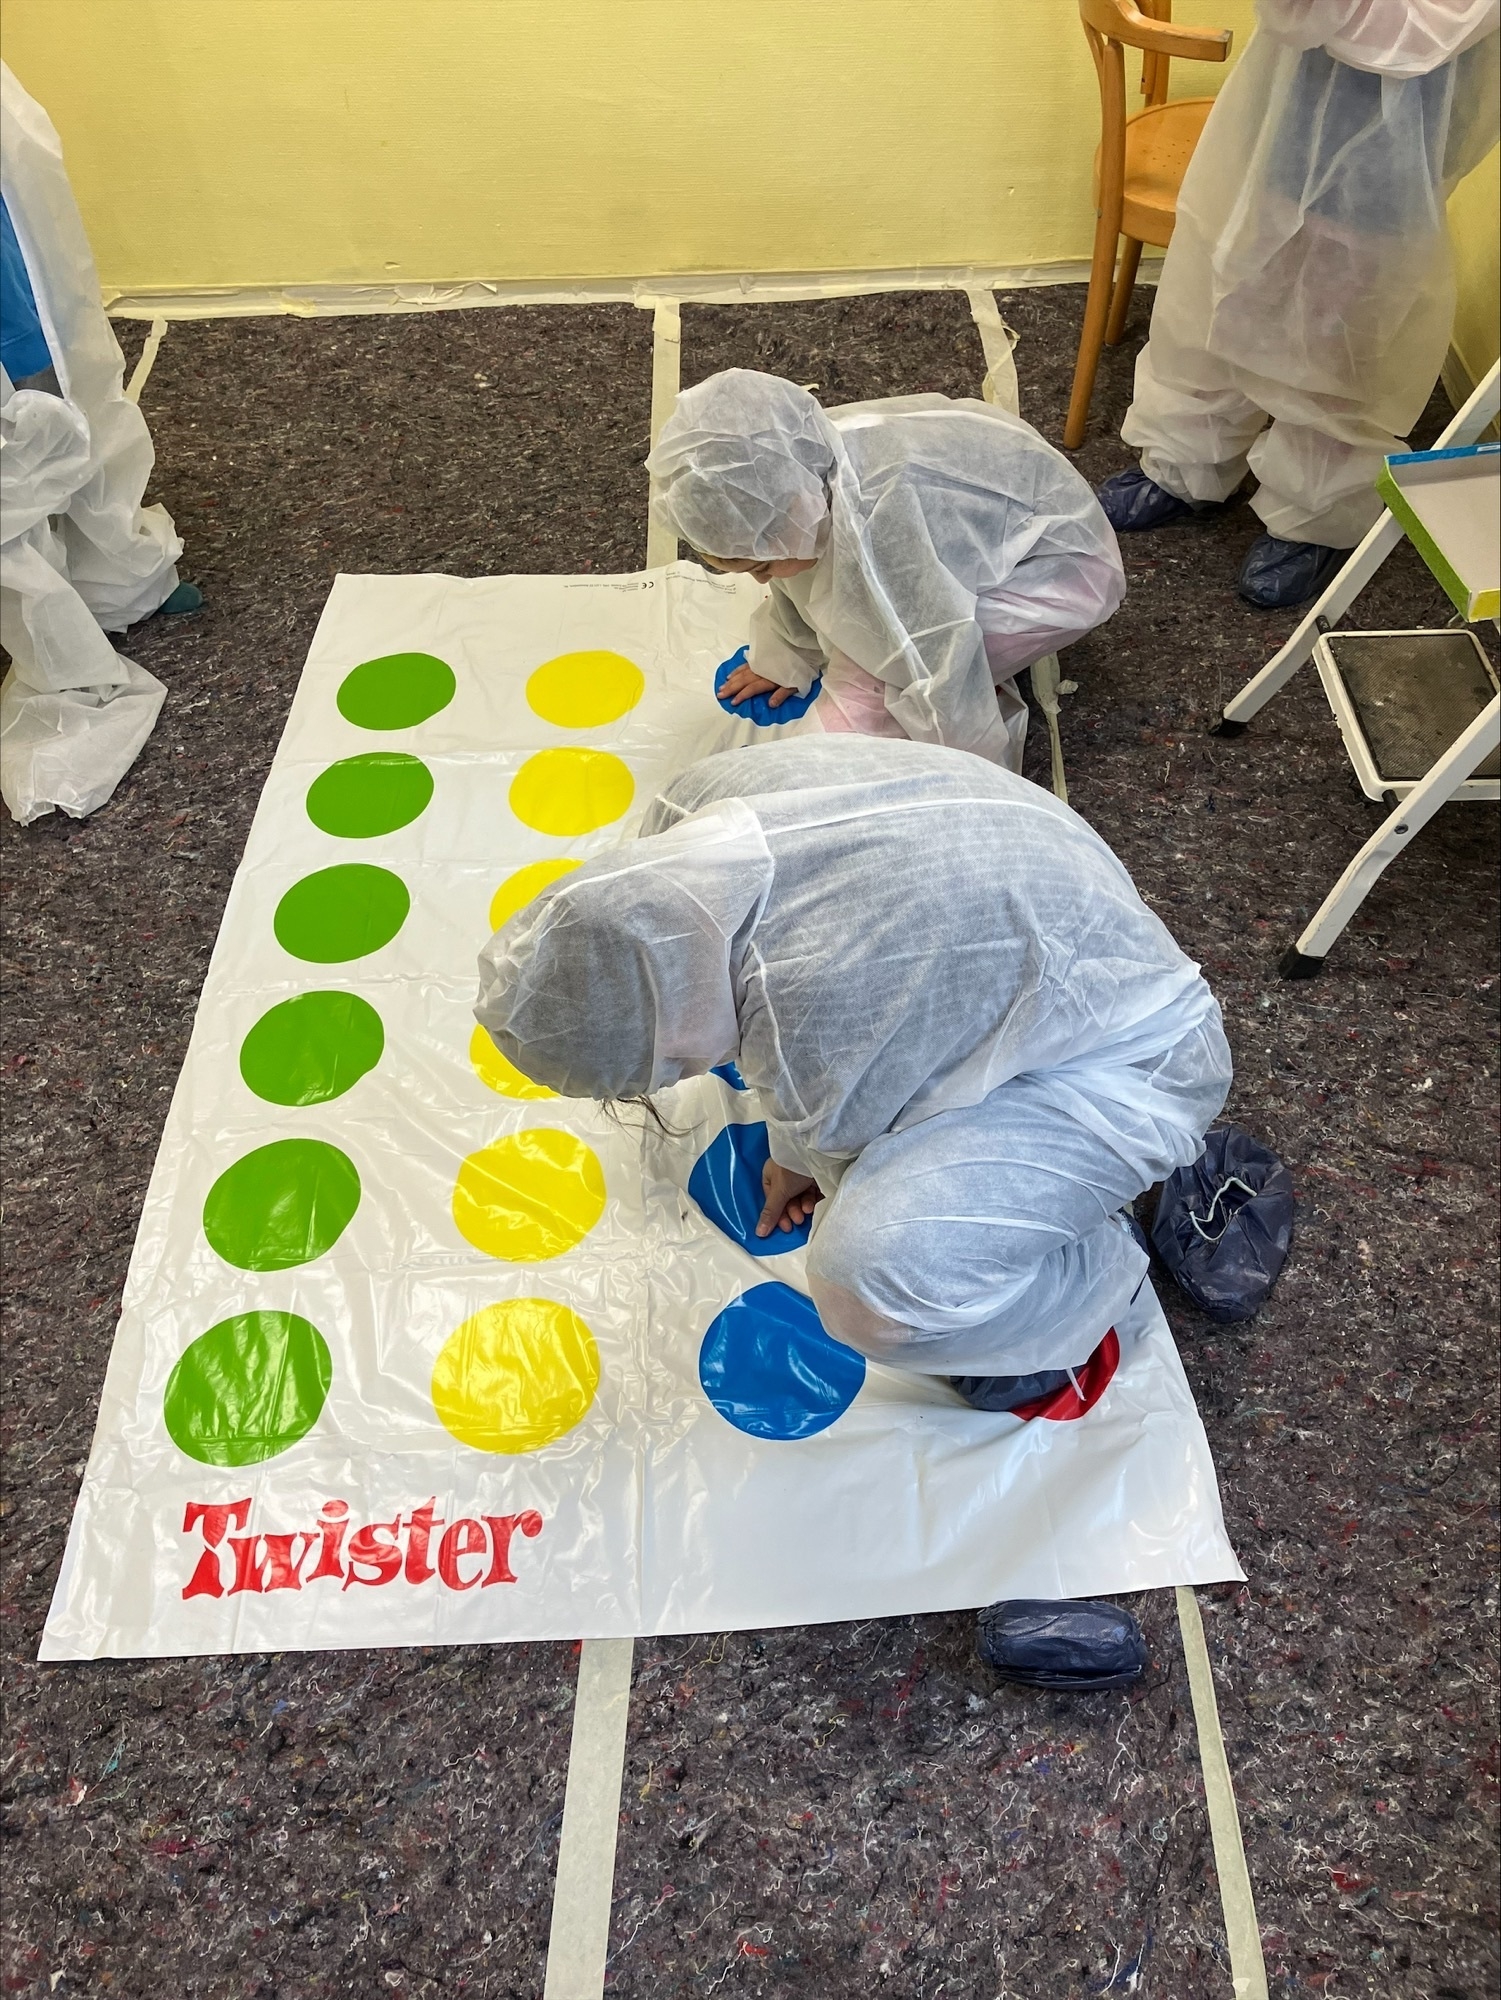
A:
[1312,627,1500,804]
[1212,362,1501,977]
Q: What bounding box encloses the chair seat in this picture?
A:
[1095,96,1216,247]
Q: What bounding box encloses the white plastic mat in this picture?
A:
[41,566,1240,1661]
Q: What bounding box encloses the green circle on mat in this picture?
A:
[203,1137,361,1271]
[305,752,434,838]
[164,1310,332,1467]
[239,991,385,1106]
[274,863,409,962]
[337,652,456,730]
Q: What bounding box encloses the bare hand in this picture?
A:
[722,662,796,709]
[757,1161,823,1237]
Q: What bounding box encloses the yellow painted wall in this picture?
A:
[1447,149,1501,388]
[5,0,1494,372]
[2,0,1258,293]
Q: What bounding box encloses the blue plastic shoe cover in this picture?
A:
[950,1368,1073,1413]
[1151,1124,1294,1322]
[977,1598,1148,1691]
[1096,467,1198,532]
[156,581,205,617]
[1236,534,1344,609]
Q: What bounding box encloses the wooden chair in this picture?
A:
[1063,0,1232,450]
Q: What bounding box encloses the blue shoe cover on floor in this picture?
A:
[950,1368,1073,1413]
[1096,467,1199,532]
[155,580,204,617]
[978,1599,1148,1691]
[1151,1124,1294,1321]
[1236,534,1344,609]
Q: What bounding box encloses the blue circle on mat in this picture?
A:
[689,1120,809,1256]
[699,1282,866,1441]
[714,646,822,727]
[712,1061,748,1092]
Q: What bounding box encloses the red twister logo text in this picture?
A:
[180,1498,545,1599]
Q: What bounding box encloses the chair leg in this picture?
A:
[1064,215,1120,450]
[1105,237,1142,346]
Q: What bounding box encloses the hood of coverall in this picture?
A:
[645,369,836,562]
[474,800,773,1099]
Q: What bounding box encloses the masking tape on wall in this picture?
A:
[104,261,1164,324]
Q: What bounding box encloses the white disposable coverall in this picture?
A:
[0,62,180,823]
[646,372,1124,772]
[476,737,1232,1376]
[1122,0,1500,548]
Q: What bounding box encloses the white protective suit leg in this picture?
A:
[974,551,1127,676]
[806,1016,1232,1378]
[0,523,166,825]
[1,64,179,823]
[1,64,181,631]
[1122,27,1501,548]
[1127,343,1270,508]
[0,654,167,826]
[815,647,1029,773]
[1128,308,1417,548]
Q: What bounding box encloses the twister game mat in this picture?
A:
[42,567,1239,1659]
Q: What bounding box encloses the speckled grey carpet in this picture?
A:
[2,289,1496,2000]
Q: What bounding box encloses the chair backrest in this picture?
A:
[1078,0,1231,205]
[1137,0,1173,109]
[1080,0,1231,66]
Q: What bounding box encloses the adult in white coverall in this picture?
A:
[1099,0,1500,609]
[0,62,195,825]
[475,737,1232,1403]
[646,371,1125,772]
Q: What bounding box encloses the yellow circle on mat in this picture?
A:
[432,1298,600,1454]
[488,857,580,934]
[469,1023,556,1101]
[526,650,645,729]
[453,1129,606,1261]
[509,749,634,837]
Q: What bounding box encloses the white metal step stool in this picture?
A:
[1212,361,1501,978]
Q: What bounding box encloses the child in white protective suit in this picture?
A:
[0,61,198,826]
[645,370,1126,773]
[475,737,1232,1408]
[1099,0,1499,609]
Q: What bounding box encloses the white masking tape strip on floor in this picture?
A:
[544,300,676,1997]
[1029,652,1071,806]
[103,261,1166,323]
[964,286,1020,417]
[543,1637,636,2000]
[1175,1586,1269,2000]
[123,317,169,404]
[643,297,682,566]
[964,292,1069,806]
